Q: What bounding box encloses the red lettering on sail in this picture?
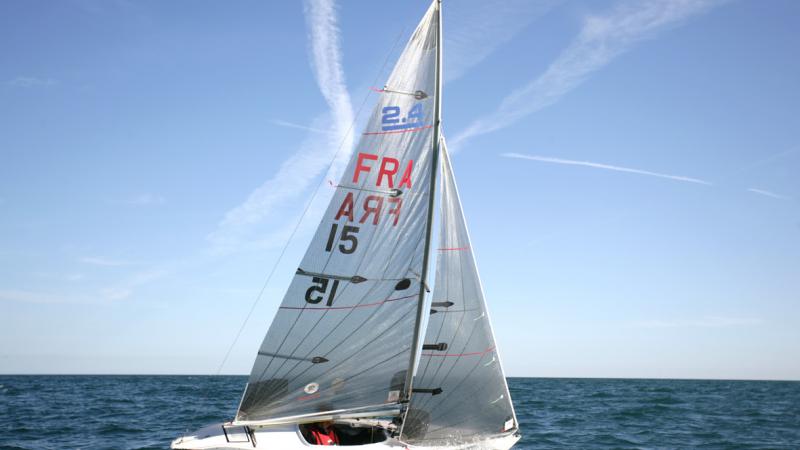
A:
[359,195,384,225]
[387,197,402,226]
[377,157,399,188]
[353,153,378,183]
[335,192,355,221]
[398,160,413,188]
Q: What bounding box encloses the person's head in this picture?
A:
[320,420,334,430]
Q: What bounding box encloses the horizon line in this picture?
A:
[2,373,798,382]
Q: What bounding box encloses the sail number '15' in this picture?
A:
[304,152,416,306]
[305,277,339,307]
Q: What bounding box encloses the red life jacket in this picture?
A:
[310,427,339,446]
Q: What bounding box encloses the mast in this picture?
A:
[403,0,443,404]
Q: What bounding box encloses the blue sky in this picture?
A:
[1,0,798,380]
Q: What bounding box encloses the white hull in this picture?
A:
[171,423,520,450]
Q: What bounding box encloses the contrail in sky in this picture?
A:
[502,153,713,185]
[208,0,354,250]
[747,188,791,200]
[450,0,724,151]
[445,0,560,82]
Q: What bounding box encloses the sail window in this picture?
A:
[394,278,412,290]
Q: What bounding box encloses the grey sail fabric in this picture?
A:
[235,2,439,425]
[402,139,518,444]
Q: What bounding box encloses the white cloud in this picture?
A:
[101,287,132,301]
[0,266,166,304]
[303,0,354,138]
[269,119,333,135]
[128,193,166,206]
[0,289,85,304]
[79,256,134,267]
[450,0,723,151]
[747,188,791,201]
[445,0,561,82]
[207,0,354,250]
[634,317,763,328]
[502,153,712,185]
[6,77,57,88]
[99,268,169,301]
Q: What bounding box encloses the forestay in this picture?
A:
[402,139,518,444]
[235,3,440,425]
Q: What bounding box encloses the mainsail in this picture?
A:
[402,139,518,443]
[235,2,440,425]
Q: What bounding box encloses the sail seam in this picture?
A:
[363,124,432,135]
[279,294,416,310]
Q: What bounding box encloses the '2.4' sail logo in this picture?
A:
[381,103,425,131]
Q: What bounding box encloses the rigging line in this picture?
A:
[279,293,417,310]
[207,25,410,415]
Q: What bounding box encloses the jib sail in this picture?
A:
[402,139,518,443]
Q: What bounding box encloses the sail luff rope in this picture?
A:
[401,0,443,426]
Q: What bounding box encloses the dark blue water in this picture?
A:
[1,376,798,449]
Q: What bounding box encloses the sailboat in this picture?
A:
[172,1,519,448]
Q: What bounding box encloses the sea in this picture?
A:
[0,376,798,449]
